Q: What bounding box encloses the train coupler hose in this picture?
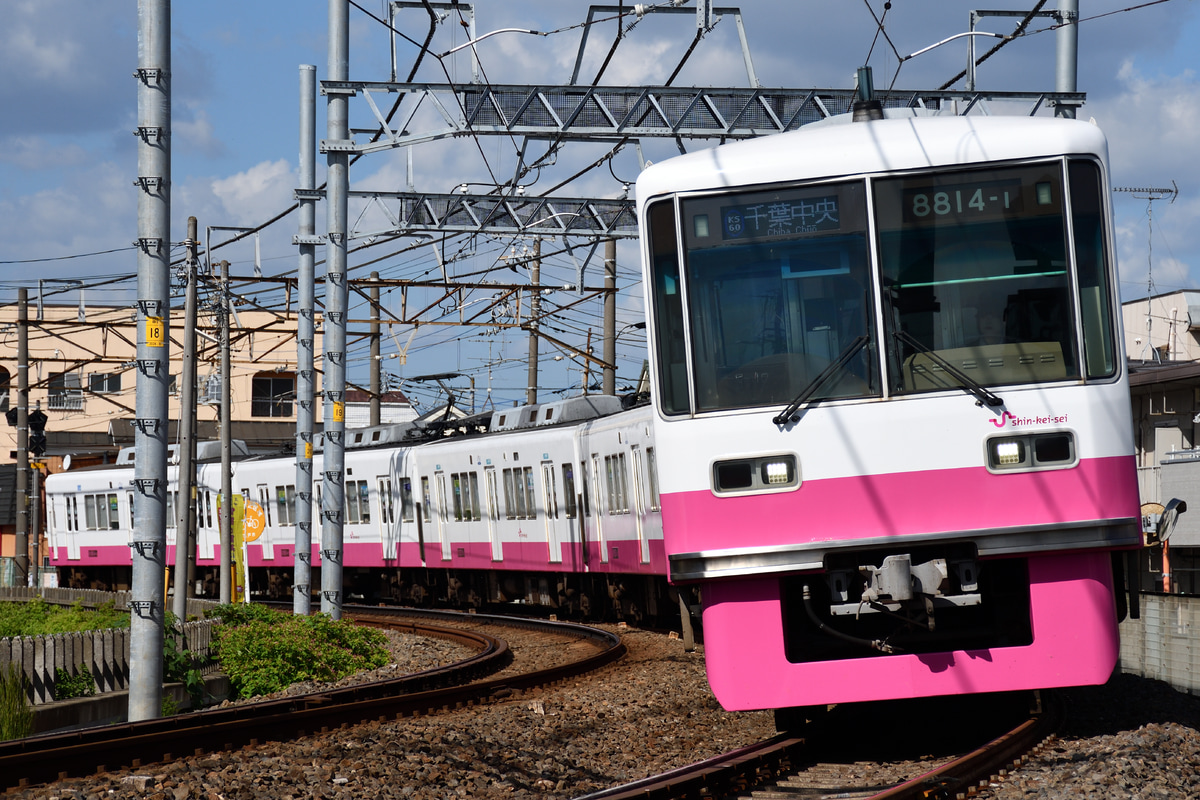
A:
[803,583,897,654]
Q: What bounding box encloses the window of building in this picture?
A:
[48,372,83,411]
[251,373,295,417]
[88,372,122,394]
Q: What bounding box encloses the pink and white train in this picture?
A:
[43,395,675,622]
[635,111,1142,711]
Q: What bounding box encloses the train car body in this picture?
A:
[635,113,1140,710]
[43,399,667,619]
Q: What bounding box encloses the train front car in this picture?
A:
[636,115,1141,711]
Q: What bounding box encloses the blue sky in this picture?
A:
[1,1,1198,409]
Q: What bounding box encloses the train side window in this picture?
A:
[345,479,370,524]
[421,477,432,523]
[645,198,690,415]
[469,472,481,521]
[166,491,175,529]
[257,485,274,527]
[127,491,134,529]
[604,454,630,515]
[502,468,518,520]
[1069,159,1117,378]
[562,463,577,519]
[275,485,296,526]
[377,477,395,525]
[451,473,466,521]
[646,447,661,512]
[400,478,414,522]
[542,463,559,519]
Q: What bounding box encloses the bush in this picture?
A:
[213,611,389,698]
[53,666,96,700]
[204,602,286,628]
[0,664,33,741]
[163,612,205,712]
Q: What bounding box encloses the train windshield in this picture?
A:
[875,162,1081,395]
[675,181,880,412]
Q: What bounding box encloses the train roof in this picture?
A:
[341,393,631,451]
[635,114,1109,207]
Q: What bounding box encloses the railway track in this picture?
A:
[0,607,626,792]
[580,691,1062,800]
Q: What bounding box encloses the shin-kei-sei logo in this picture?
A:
[989,411,1068,428]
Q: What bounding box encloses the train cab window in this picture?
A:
[645,199,689,415]
[675,181,878,413]
[876,162,1081,394]
[1069,159,1117,379]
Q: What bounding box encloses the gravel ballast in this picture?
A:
[14,624,1200,799]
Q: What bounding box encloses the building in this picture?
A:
[0,302,324,470]
[0,300,412,581]
[1124,290,1200,593]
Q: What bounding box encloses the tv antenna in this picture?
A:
[1114,182,1179,362]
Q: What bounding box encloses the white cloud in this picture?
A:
[0,136,89,170]
[211,159,296,218]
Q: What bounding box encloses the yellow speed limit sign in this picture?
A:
[243,500,267,542]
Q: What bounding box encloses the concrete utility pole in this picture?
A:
[294,63,318,617]
[370,271,381,427]
[321,0,350,619]
[172,217,200,620]
[219,258,233,605]
[602,238,616,396]
[526,239,541,405]
[1055,0,1078,119]
[130,0,170,722]
[15,290,29,587]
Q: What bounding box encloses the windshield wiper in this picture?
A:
[773,335,870,425]
[894,330,1004,408]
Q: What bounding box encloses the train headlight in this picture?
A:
[764,460,791,484]
[995,440,1023,465]
[986,432,1075,472]
[712,454,798,495]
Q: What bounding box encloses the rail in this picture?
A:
[0,607,626,791]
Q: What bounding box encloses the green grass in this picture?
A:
[0,598,129,637]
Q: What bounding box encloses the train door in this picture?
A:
[64,495,81,561]
[630,446,650,564]
[377,475,397,560]
[485,467,502,561]
[542,461,562,563]
[435,472,452,561]
[256,484,274,560]
[591,454,608,563]
[561,462,581,564]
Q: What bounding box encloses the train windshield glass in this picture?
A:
[678,181,879,412]
[874,162,1081,395]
